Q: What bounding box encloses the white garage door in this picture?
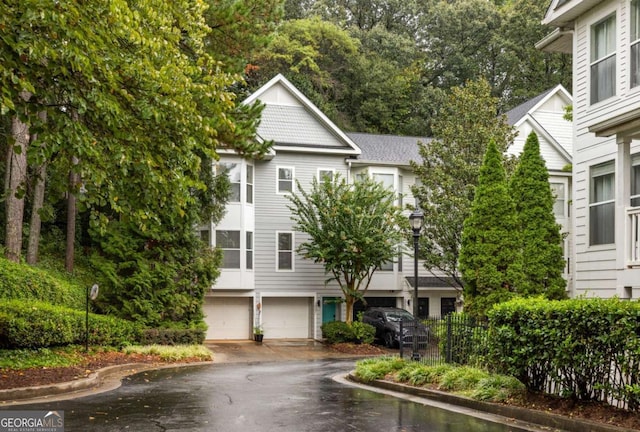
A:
[203,297,251,340]
[262,297,310,339]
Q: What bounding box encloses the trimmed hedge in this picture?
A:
[321,320,375,344]
[0,300,141,348]
[139,326,206,345]
[488,297,640,411]
[0,258,85,309]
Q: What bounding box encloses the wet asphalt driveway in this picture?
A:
[15,358,543,432]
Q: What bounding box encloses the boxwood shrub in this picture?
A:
[0,300,141,348]
[488,297,640,410]
[321,320,375,344]
[0,258,85,309]
[139,324,206,345]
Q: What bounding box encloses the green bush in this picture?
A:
[0,300,141,348]
[139,325,206,345]
[0,257,85,309]
[321,320,375,344]
[489,297,640,410]
[355,356,405,382]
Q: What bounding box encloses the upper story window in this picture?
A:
[277,232,294,271]
[589,161,615,245]
[318,168,334,182]
[216,230,241,268]
[277,167,294,194]
[220,162,241,202]
[246,165,254,204]
[632,154,640,206]
[631,0,640,88]
[372,173,394,190]
[590,14,616,104]
[550,182,566,218]
[246,232,254,270]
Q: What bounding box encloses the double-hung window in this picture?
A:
[589,162,615,245]
[216,230,241,268]
[246,165,254,204]
[246,232,253,270]
[277,167,294,193]
[632,0,640,88]
[220,162,241,202]
[550,182,566,218]
[277,232,294,271]
[590,14,616,104]
[318,168,334,182]
[632,154,640,206]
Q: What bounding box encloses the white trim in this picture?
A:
[276,231,295,272]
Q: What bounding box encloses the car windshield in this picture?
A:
[384,310,414,322]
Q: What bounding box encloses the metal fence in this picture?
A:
[399,314,489,367]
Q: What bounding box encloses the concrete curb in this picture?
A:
[348,374,637,432]
[0,361,213,405]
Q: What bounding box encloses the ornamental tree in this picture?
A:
[288,173,408,323]
[509,132,567,299]
[459,140,523,317]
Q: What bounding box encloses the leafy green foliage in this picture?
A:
[411,80,516,292]
[0,300,141,349]
[489,297,640,410]
[138,327,207,346]
[0,257,84,309]
[439,365,489,391]
[353,355,406,382]
[459,141,523,317]
[431,313,489,366]
[288,173,408,323]
[123,344,213,361]
[320,320,375,344]
[471,375,526,403]
[509,132,567,299]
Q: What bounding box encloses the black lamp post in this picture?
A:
[409,208,424,361]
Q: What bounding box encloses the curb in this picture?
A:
[347,374,637,432]
[0,361,213,405]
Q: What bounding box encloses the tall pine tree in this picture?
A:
[459,140,523,317]
[509,132,567,299]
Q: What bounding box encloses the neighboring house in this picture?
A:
[538,0,640,300]
[201,74,576,341]
[504,85,574,294]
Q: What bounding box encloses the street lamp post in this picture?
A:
[409,209,424,361]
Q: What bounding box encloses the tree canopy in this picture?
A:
[287,173,408,323]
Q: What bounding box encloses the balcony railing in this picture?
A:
[628,207,640,267]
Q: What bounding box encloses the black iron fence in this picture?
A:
[399,314,489,367]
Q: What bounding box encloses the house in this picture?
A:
[504,85,574,294]
[201,74,575,341]
[537,0,640,300]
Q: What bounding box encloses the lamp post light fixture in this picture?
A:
[408,208,424,361]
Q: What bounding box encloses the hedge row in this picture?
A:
[0,300,141,348]
[139,326,206,345]
[0,258,85,309]
[321,320,375,344]
[488,297,640,410]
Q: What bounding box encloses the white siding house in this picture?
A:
[538,0,640,300]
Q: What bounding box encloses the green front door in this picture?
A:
[322,297,340,323]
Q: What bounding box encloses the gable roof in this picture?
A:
[347,132,428,167]
[505,88,557,126]
[243,74,360,156]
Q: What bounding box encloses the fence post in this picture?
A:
[399,320,404,358]
[446,313,452,363]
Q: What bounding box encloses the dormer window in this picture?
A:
[590,14,616,104]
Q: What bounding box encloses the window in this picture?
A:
[277,167,294,193]
[632,154,640,206]
[372,173,394,190]
[550,182,566,217]
[246,165,254,204]
[590,14,616,104]
[277,232,294,270]
[246,232,253,270]
[632,0,640,88]
[220,162,241,202]
[200,228,211,245]
[379,260,393,271]
[441,298,456,317]
[216,230,241,268]
[318,168,334,182]
[589,162,615,245]
[398,175,404,208]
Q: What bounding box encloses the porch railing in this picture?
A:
[628,207,640,267]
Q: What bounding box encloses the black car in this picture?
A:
[362,307,430,348]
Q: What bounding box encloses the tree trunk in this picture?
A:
[5,95,31,262]
[65,156,79,273]
[26,111,48,265]
[345,296,354,324]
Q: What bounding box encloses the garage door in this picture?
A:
[262,297,310,339]
[203,297,251,340]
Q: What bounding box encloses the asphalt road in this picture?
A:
[11,359,547,432]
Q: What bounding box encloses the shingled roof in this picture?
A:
[505,87,556,126]
[347,132,430,166]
